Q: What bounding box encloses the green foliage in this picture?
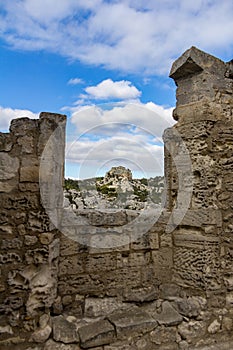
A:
[64,178,80,191]
[96,184,117,197]
[139,178,148,186]
[133,186,148,202]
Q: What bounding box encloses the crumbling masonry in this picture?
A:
[0,47,232,349]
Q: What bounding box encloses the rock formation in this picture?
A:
[0,47,232,349]
[64,166,164,210]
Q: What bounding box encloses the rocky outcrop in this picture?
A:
[64,166,164,210]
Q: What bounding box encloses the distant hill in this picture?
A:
[64,166,164,210]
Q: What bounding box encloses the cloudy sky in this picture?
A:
[0,0,232,178]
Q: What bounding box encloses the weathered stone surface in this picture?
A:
[0,325,13,335]
[178,320,206,342]
[108,308,157,337]
[150,325,177,345]
[173,297,204,318]
[123,285,159,302]
[52,315,79,344]
[84,297,128,318]
[78,319,115,348]
[154,301,183,326]
[0,153,19,180]
[44,339,80,349]
[207,319,221,334]
[30,324,52,343]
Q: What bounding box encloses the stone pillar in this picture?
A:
[0,112,66,344]
[165,47,233,292]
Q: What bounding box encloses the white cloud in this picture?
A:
[65,101,174,178]
[0,0,232,74]
[70,101,174,137]
[66,133,164,179]
[84,79,141,100]
[0,106,39,132]
[68,78,84,85]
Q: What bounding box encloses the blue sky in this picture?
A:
[0,0,232,179]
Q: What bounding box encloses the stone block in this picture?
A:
[78,319,115,348]
[0,180,17,193]
[0,153,19,180]
[178,320,206,342]
[44,339,80,350]
[123,285,159,303]
[87,210,127,226]
[150,325,177,346]
[52,315,79,344]
[20,165,39,182]
[153,301,183,326]
[84,297,128,318]
[108,308,157,338]
[30,324,52,343]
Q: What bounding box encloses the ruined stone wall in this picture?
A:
[0,47,232,349]
[167,47,233,293]
[0,113,66,346]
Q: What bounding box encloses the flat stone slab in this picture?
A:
[52,315,79,344]
[154,301,183,326]
[108,308,157,337]
[78,319,115,348]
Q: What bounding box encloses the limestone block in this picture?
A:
[207,319,221,334]
[153,301,183,326]
[78,319,115,348]
[59,255,84,276]
[0,336,25,346]
[173,297,203,318]
[150,325,177,345]
[87,210,127,226]
[178,320,206,342]
[0,153,19,180]
[0,253,21,264]
[20,165,39,182]
[52,315,79,344]
[0,325,13,335]
[130,231,151,250]
[84,297,128,318]
[226,292,233,307]
[159,283,182,300]
[0,133,13,151]
[17,135,34,153]
[25,248,49,264]
[1,238,22,249]
[39,232,54,245]
[0,181,17,193]
[108,308,157,338]
[24,235,38,246]
[222,316,233,331]
[0,225,13,234]
[84,253,117,273]
[10,117,37,136]
[123,285,159,303]
[19,182,39,192]
[30,324,52,343]
[104,342,136,350]
[44,339,80,350]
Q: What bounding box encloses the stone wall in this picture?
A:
[0,47,232,349]
[0,113,66,347]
